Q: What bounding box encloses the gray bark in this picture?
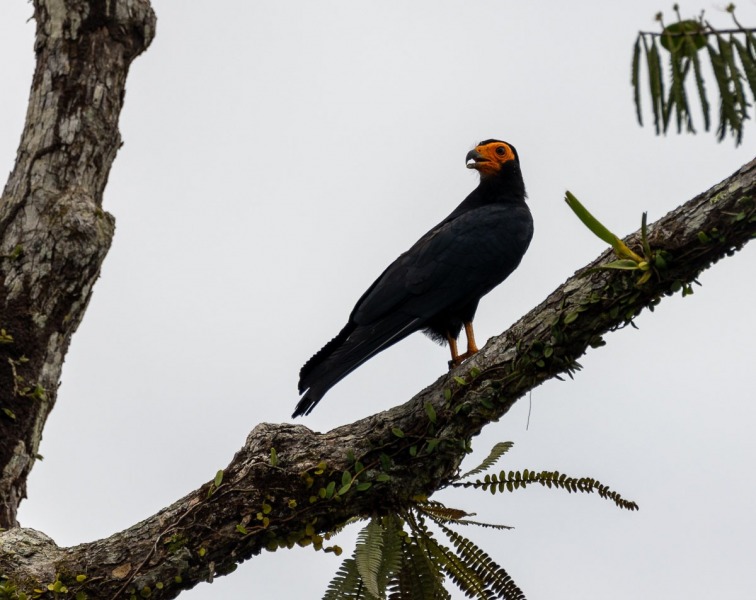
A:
[0,0,156,528]
[0,1,754,598]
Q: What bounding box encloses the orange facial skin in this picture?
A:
[466,141,517,177]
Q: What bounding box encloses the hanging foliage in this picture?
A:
[322,442,637,600]
[632,4,756,144]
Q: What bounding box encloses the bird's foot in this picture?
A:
[447,349,478,370]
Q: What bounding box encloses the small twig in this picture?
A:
[638,27,756,37]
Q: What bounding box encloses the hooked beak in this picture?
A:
[466,149,487,170]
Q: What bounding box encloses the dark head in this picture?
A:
[465,139,525,197]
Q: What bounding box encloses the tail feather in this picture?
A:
[298,323,356,394]
[293,314,421,417]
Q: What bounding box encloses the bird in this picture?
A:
[293,139,533,418]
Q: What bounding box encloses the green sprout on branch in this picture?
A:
[565,191,661,285]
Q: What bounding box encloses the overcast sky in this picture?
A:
[2,1,755,598]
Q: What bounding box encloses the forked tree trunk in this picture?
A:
[0,1,754,599]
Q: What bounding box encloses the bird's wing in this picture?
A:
[351,204,533,325]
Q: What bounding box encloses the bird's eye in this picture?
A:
[495,146,506,156]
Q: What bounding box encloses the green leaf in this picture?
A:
[564,192,642,262]
[720,35,747,118]
[732,36,756,98]
[214,469,224,488]
[564,189,614,245]
[632,36,643,125]
[708,40,740,142]
[391,427,404,438]
[664,38,690,133]
[269,448,278,467]
[325,481,336,498]
[563,311,579,325]
[379,453,392,471]
[424,402,437,424]
[686,31,711,131]
[644,35,666,134]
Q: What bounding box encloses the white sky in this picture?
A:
[2,1,755,598]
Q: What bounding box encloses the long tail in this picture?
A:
[293,314,421,418]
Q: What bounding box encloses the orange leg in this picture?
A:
[447,321,480,369]
[446,321,478,369]
[463,321,479,356]
[446,332,461,369]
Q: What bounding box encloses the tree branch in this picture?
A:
[0,158,753,598]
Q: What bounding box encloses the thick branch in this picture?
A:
[0,0,155,527]
[0,159,752,599]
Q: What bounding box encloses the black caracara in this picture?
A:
[294,139,533,417]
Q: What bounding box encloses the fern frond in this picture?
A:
[400,511,453,600]
[388,536,451,600]
[407,511,493,599]
[452,469,639,511]
[415,499,514,531]
[416,500,473,523]
[323,557,369,600]
[458,442,514,480]
[437,522,526,600]
[355,519,386,599]
[376,515,404,597]
[426,536,491,600]
[431,517,513,531]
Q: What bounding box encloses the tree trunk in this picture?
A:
[1,1,754,598]
[0,0,156,529]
